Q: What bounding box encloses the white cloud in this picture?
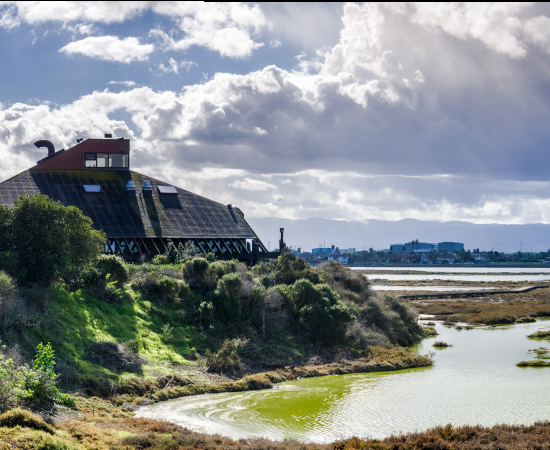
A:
[269,38,281,48]
[107,80,136,87]
[523,16,550,53]
[59,35,154,63]
[399,3,533,59]
[169,57,197,74]
[3,1,147,25]
[149,3,268,58]
[2,2,269,58]
[229,177,276,190]
[0,5,20,29]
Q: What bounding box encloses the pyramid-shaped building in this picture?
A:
[0,137,269,262]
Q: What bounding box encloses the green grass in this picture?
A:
[32,286,204,386]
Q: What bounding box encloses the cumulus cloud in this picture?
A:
[390,3,539,59]
[3,2,550,225]
[59,35,154,63]
[1,2,268,58]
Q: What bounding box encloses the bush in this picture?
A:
[132,272,182,303]
[94,255,129,286]
[288,279,354,345]
[0,348,25,412]
[22,343,76,407]
[192,258,209,277]
[0,408,54,434]
[206,338,247,374]
[0,194,106,284]
[217,273,243,296]
[151,254,171,265]
[205,253,216,262]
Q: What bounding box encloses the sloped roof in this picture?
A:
[0,169,257,239]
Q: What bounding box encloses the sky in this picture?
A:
[1,2,550,225]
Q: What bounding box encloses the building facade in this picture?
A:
[0,137,270,262]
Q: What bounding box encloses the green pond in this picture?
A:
[137,320,550,442]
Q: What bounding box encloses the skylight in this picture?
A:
[83,185,102,193]
[157,185,177,195]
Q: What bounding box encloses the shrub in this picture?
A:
[0,194,106,285]
[0,271,16,299]
[206,338,247,374]
[151,254,171,265]
[94,255,129,286]
[0,348,24,412]
[86,342,144,373]
[205,253,216,262]
[21,343,76,407]
[0,408,54,434]
[192,258,209,277]
[217,273,243,296]
[132,272,182,303]
[212,290,241,325]
[288,279,354,345]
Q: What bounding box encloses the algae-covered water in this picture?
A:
[137,320,550,442]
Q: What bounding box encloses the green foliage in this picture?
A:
[0,347,25,412]
[206,338,247,374]
[0,408,54,434]
[23,343,76,406]
[0,271,16,298]
[192,258,209,277]
[94,255,129,286]
[288,279,354,344]
[0,194,106,284]
[217,273,243,296]
[164,241,178,263]
[161,324,174,344]
[205,252,216,262]
[151,254,171,265]
[131,272,182,303]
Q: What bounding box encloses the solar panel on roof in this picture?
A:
[83,185,102,193]
[157,185,178,195]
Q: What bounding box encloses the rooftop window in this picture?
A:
[83,185,102,193]
[85,152,128,168]
[157,185,178,195]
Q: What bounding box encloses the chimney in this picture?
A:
[279,228,285,253]
[34,140,55,155]
[125,180,136,195]
[104,133,112,138]
[142,180,153,196]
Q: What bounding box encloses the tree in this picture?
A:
[331,244,335,253]
[0,194,106,284]
[297,247,302,254]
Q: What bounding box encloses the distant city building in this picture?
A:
[390,242,437,253]
[312,248,334,254]
[438,242,464,253]
[339,248,355,254]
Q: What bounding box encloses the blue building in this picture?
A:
[437,242,464,253]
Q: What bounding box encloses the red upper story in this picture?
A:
[32,138,130,170]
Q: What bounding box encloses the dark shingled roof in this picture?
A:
[0,169,258,239]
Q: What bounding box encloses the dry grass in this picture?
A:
[414,289,550,325]
[4,409,550,450]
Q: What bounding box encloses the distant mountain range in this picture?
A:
[246,217,550,253]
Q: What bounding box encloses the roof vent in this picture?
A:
[227,204,232,209]
[83,185,102,193]
[34,140,55,155]
[104,133,112,138]
[142,180,153,196]
[157,185,177,195]
[125,180,136,195]
[76,138,83,143]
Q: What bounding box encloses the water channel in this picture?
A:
[137,320,550,442]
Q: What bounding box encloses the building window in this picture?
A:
[85,153,129,168]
